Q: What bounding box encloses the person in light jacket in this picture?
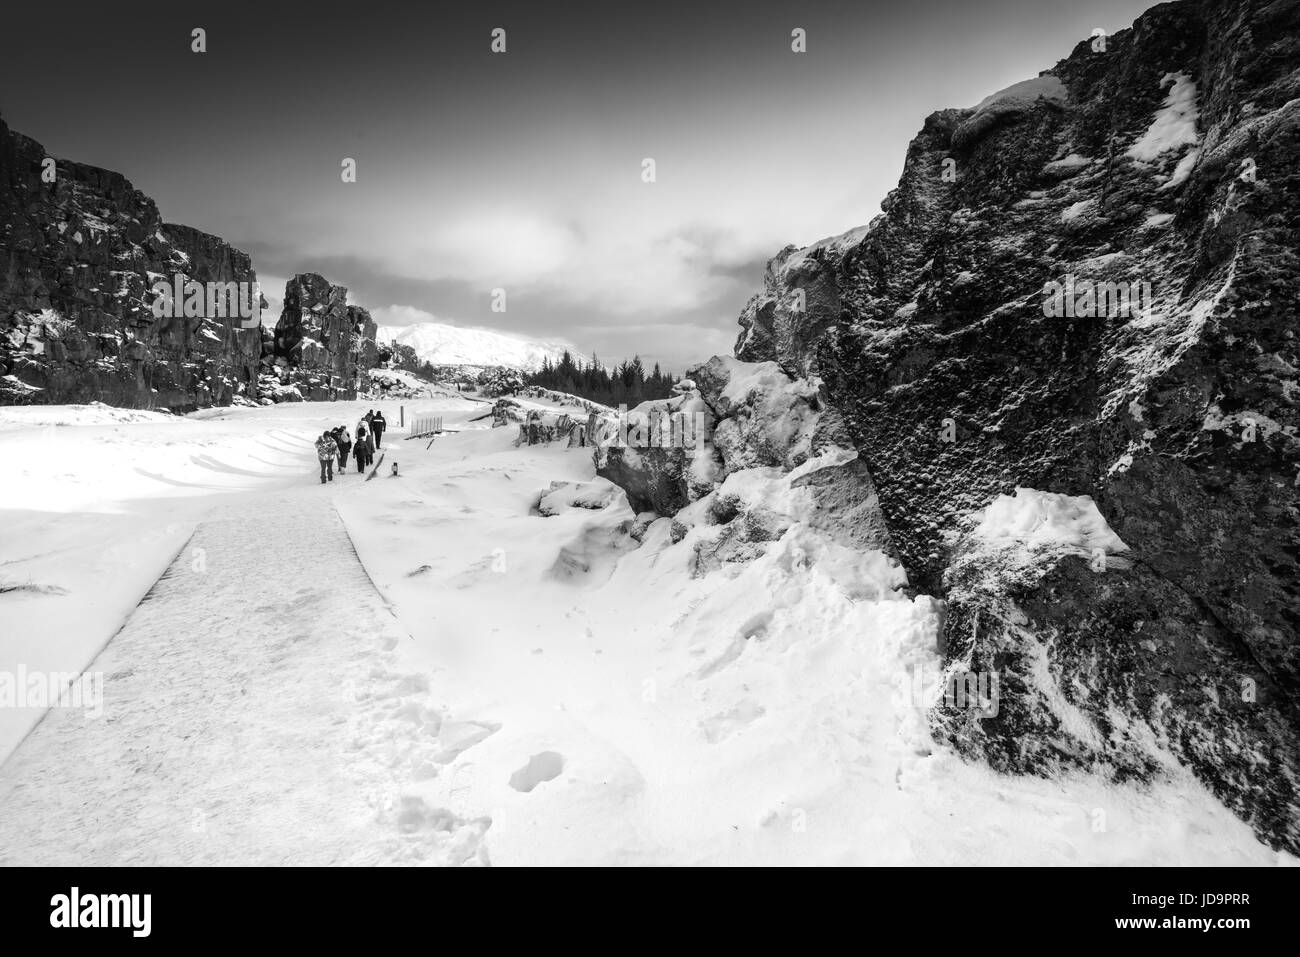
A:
[315,431,337,484]
[333,426,351,472]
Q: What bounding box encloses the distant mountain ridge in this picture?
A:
[376,321,572,371]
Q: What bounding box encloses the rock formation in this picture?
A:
[602,0,1300,852]
[0,116,265,409]
[0,115,379,409]
[267,273,378,401]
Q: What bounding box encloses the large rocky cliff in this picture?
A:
[0,116,378,409]
[602,0,1300,852]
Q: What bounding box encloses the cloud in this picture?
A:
[370,304,449,328]
[334,211,777,320]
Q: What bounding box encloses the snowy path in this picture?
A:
[0,399,1288,866]
[0,488,490,866]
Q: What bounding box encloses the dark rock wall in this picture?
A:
[670,0,1300,851]
[1,116,379,409]
[0,116,266,410]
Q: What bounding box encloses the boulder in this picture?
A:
[718,0,1300,852]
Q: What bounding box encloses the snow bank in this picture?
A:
[1,401,1283,865]
[0,401,178,431]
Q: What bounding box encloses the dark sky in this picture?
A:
[2,0,1156,369]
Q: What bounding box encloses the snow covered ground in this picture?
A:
[0,399,1291,865]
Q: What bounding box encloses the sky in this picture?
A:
[1,0,1158,371]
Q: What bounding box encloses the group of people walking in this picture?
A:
[315,409,387,483]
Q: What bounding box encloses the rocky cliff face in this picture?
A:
[0,116,267,409]
[267,273,379,401]
[606,0,1300,852]
[0,115,379,409]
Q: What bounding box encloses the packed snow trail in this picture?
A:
[0,489,490,866]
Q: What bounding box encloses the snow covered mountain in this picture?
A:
[377,321,572,371]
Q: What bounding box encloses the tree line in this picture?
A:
[378,342,679,406]
[526,351,677,406]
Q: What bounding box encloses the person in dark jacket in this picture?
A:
[315,431,337,484]
[354,423,374,473]
[371,410,387,448]
[333,426,352,472]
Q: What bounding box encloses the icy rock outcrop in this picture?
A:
[596,354,856,515]
[598,354,899,576]
[593,388,717,515]
[724,0,1300,852]
[535,480,618,517]
[0,115,266,409]
[666,450,901,581]
[270,273,378,401]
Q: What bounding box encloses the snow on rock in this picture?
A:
[1042,153,1093,178]
[595,356,849,518]
[969,75,1068,114]
[1126,72,1200,161]
[1061,198,1096,224]
[955,74,1067,148]
[693,356,833,475]
[366,367,435,399]
[1160,146,1201,190]
[972,487,1129,555]
[777,224,872,275]
[536,480,618,517]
